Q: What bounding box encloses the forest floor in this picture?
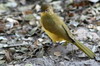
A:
[0,0,100,66]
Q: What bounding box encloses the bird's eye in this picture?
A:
[45,9,48,12]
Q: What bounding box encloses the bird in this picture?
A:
[40,4,95,58]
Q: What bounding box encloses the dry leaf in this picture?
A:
[4,48,13,62]
[22,10,33,15]
[0,20,5,32]
[54,51,61,57]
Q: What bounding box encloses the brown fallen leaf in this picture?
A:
[0,20,5,32]
[4,48,13,62]
[54,51,61,57]
[96,22,100,26]
[72,1,90,7]
[22,10,33,15]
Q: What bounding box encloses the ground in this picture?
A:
[0,0,100,66]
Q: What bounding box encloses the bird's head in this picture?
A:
[40,4,54,15]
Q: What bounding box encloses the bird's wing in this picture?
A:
[52,13,75,40]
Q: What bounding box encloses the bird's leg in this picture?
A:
[70,43,74,61]
[62,42,69,46]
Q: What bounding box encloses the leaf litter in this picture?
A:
[0,0,100,66]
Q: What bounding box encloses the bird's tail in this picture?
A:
[73,39,95,59]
